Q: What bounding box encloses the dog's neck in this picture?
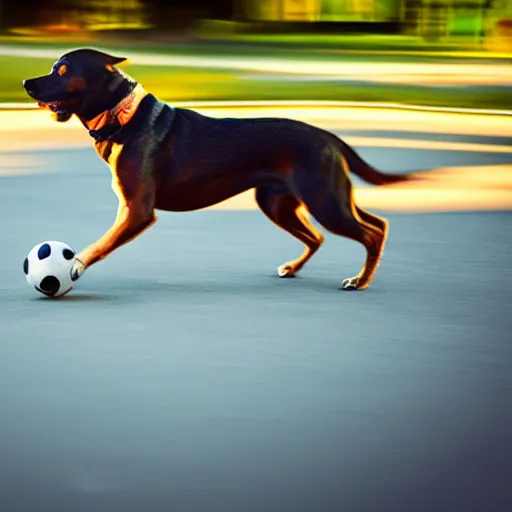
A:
[82,83,147,139]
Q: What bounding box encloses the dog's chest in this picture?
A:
[106,142,127,201]
[103,141,155,202]
[95,139,113,163]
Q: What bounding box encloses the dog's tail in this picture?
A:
[335,136,418,186]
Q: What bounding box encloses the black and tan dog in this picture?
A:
[23,48,414,291]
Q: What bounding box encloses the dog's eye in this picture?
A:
[57,64,68,76]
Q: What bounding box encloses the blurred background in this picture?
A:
[1,4,512,512]
[0,0,511,106]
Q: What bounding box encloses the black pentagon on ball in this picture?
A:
[23,257,29,275]
[39,275,60,296]
[63,248,75,260]
[38,243,52,260]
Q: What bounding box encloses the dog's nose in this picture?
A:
[23,80,35,95]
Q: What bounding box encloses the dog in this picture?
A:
[23,48,414,291]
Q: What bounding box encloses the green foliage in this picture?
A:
[2,56,510,110]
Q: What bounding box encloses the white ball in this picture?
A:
[23,241,77,298]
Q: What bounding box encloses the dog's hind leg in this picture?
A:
[349,205,389,289]
[298,175,387,291]
[255,184,324,278]
[355,205,389,276]
[356,206,388,235]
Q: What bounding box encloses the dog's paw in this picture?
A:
[70,258,86,282]
[277,264,297,278]
[341,276,359,291]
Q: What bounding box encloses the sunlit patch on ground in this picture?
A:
[0,155,50,176]
[1,106,511,211]
[205,164,512,213]
[356,165,512,213]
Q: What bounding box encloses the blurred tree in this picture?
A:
[139,0,236,29]
[140,0,235,20]
[1,0,51,27]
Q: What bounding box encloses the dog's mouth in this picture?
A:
[36,100,74,123]
[37,100,68,113]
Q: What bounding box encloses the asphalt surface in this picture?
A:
[1,128,512,512]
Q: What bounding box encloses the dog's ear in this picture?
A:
[107,55,127,65]
[105,54,127,72]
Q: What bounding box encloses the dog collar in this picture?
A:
[87,83,147,140]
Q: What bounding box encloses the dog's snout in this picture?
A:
[23,79,35,96]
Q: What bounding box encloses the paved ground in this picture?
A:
[1,110,512,512]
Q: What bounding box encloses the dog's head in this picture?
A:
[23,48,130,123]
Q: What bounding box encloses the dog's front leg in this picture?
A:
[71,185,156,281]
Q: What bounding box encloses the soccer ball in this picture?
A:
[23,241,77,298]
